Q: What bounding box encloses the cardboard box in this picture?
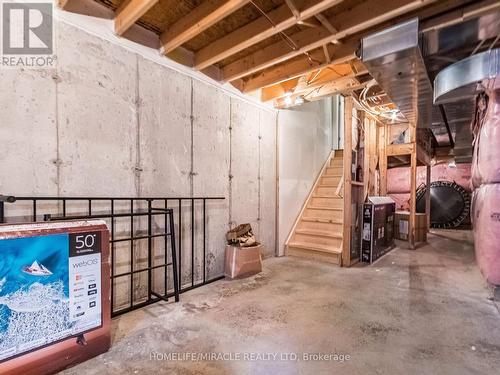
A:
[394,211,427,242]
[361,196,396,263]
[225,244,262,279]
[0,220,111,375]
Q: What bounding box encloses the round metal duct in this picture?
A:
[416,181,470,228]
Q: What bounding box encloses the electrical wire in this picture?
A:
[249,1,322,67]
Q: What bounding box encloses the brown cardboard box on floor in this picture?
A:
[394,211,427,242]
[225,243,262,279]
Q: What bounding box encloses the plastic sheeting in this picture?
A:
[472,91,500,187]
[472,184,500,285]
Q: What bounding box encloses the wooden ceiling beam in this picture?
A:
[261,78,301,102]
[115,0,158,36]
[285,0,300,19]
[274,77,365,108]
[314,12,338,34]
[222,0,439,82]
[194,0,344,70]
[160,0,251,54]
[236,39,359,93]
[261,60,366,101]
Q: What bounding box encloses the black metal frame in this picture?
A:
[0,195,225,317]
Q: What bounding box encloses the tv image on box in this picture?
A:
[0,221,111,375]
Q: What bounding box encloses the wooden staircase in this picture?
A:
[286,150,344,265]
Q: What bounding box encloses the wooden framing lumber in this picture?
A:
[260,78,301,102]
[378,124,387,195]
[342,96,353,266]
[285,0,300,19]
[315,12,338,35]
[266,65,363,101]
[409,131,417,250]
[386,143,415,156]
[222,0,438,83]
[115,0,158,36]
[273,78,364,108]
[425,165,431,231]
[194,0,344,70]
[160,0,250,54]
[235,40,358,92]
[259,54,364,101]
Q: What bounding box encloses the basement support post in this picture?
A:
[426,164,431,231]
[379,124,387,196]
[409,144,417,250]
[342,96,353,267]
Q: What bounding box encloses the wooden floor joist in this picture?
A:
[114,0,158,36]
[194,0,344,70]
[222,0,439,84]
[233,40,358,92]
[160,0,251,54]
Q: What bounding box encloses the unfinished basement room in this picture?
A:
[1,0,500,374]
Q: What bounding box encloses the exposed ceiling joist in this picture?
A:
[314,12,338,34]
[284,0,300,19]
[322,44,331,63]
[194,0,344,70]
[115,0,158,36]
[235,39,358,92]
[160,0,251,54]
[261,78,301,102]
[261,61,366,101]
[274,78,366,108]
[222,0,439,83]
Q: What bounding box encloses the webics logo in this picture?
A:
[72,257,99,269]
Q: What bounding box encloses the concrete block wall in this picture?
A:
[0,21,277,309]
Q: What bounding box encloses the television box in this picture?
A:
[361,196,396,264]
[0,220,111,375]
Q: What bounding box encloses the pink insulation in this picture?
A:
[472,184,500,286]
[387,163,471,211]
[471,91,500,187]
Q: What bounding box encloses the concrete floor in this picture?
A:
[61,230,500,375]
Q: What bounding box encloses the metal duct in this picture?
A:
[423,10,500,162]
[361,18,434,129]
[434,48,500,104]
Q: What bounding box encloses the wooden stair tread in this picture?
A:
[301,217,343,224]
[307,206,343,211]
[312,194,342,199]
[295,229,343,238]
[288,241,342,254]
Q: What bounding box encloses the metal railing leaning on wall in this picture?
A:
[0,195,225,317]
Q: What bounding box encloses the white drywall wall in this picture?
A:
[278,99,335,255]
